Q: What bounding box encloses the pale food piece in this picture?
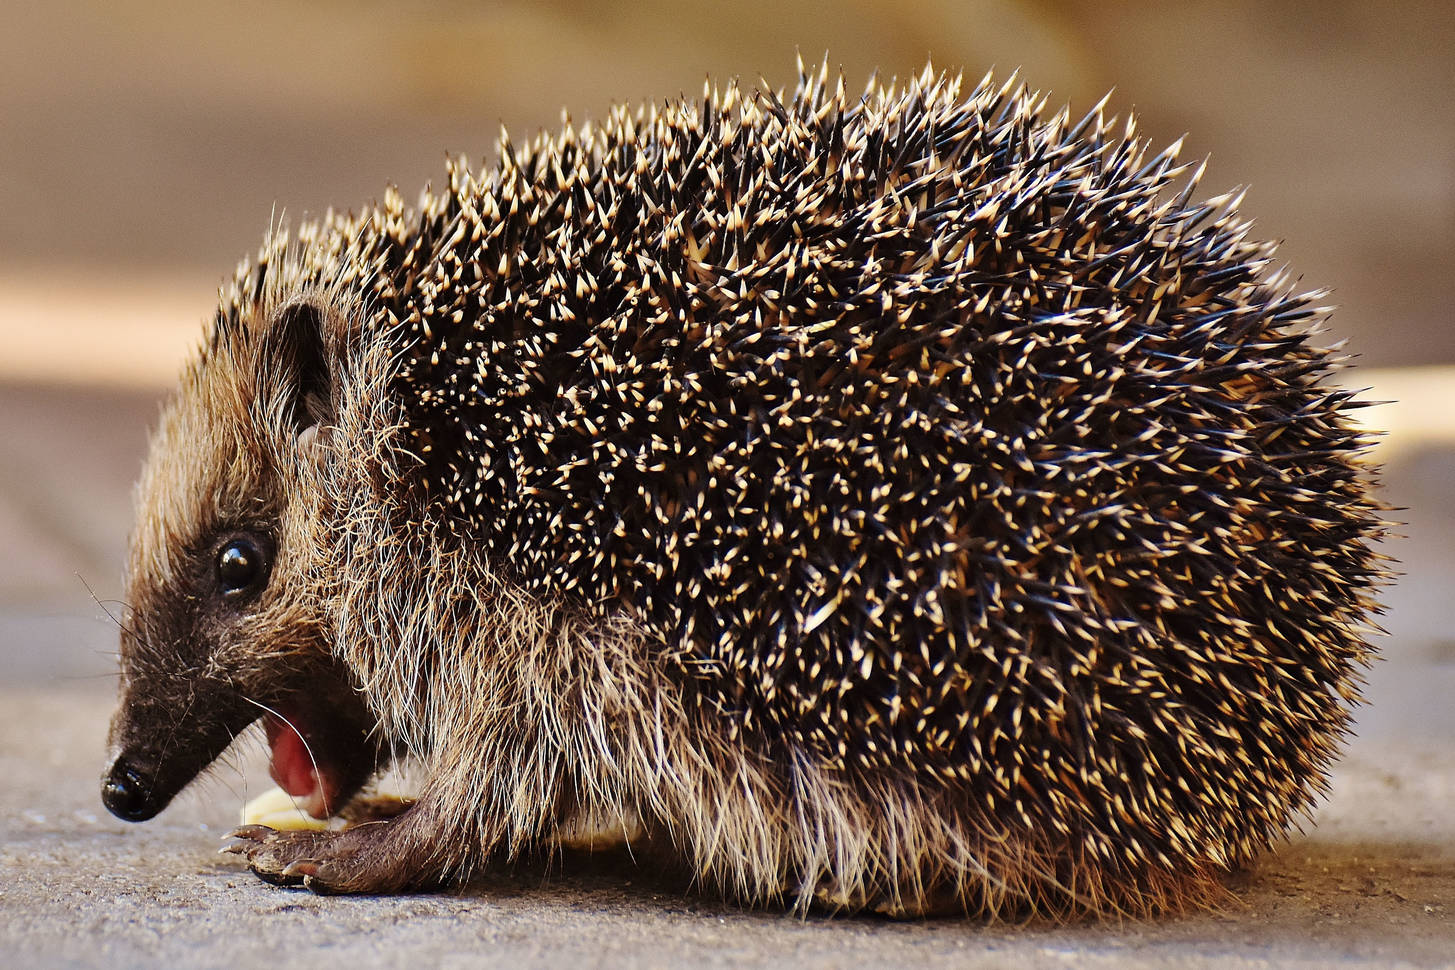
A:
[239,785,342,831]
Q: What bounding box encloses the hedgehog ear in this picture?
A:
[270,302,333,444]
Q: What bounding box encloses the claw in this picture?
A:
[251,865,307,888]
[302,873,344,896]
[281,860,321,879]
[225,824,278,842]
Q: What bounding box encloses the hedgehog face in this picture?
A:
[102,300,382,823]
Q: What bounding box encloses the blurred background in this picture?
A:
[1,0,1452,806]
[2,0,1451,388]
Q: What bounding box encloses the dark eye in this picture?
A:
[216,537,268,597]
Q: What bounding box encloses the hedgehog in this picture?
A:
[100,61,1386,919]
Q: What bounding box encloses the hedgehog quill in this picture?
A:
[101,62,1387,919]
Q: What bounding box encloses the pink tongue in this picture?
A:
[264,715,329,818]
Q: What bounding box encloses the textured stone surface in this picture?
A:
[1,683,1452,968]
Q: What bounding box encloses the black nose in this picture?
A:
[102,758,159,821]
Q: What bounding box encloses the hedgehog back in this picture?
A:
[364,72,1381,872]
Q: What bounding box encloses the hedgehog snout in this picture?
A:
[101,756,160,822]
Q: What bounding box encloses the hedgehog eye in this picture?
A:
[216,537,269,598]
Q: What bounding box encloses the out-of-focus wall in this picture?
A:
[1,0,1450,379]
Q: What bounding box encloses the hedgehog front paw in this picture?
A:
[222,824,328,888]
[222,818,434,894]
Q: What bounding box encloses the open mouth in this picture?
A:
[263,707,349,819]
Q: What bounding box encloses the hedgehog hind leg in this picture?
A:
[810,876,963,919]
[985,842,1237,922]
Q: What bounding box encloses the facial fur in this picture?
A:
[103,295,382,822]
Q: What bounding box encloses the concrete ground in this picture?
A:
[1,372,1453,968]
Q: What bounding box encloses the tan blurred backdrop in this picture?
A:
[1,0,1451,387]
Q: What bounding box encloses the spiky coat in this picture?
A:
[106,63,1385,918]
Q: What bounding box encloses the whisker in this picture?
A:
[210,725,252,809]
[237,695,332,816]
[76,573,142,641]
[58,671,121,682]
[155,691,198,775]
